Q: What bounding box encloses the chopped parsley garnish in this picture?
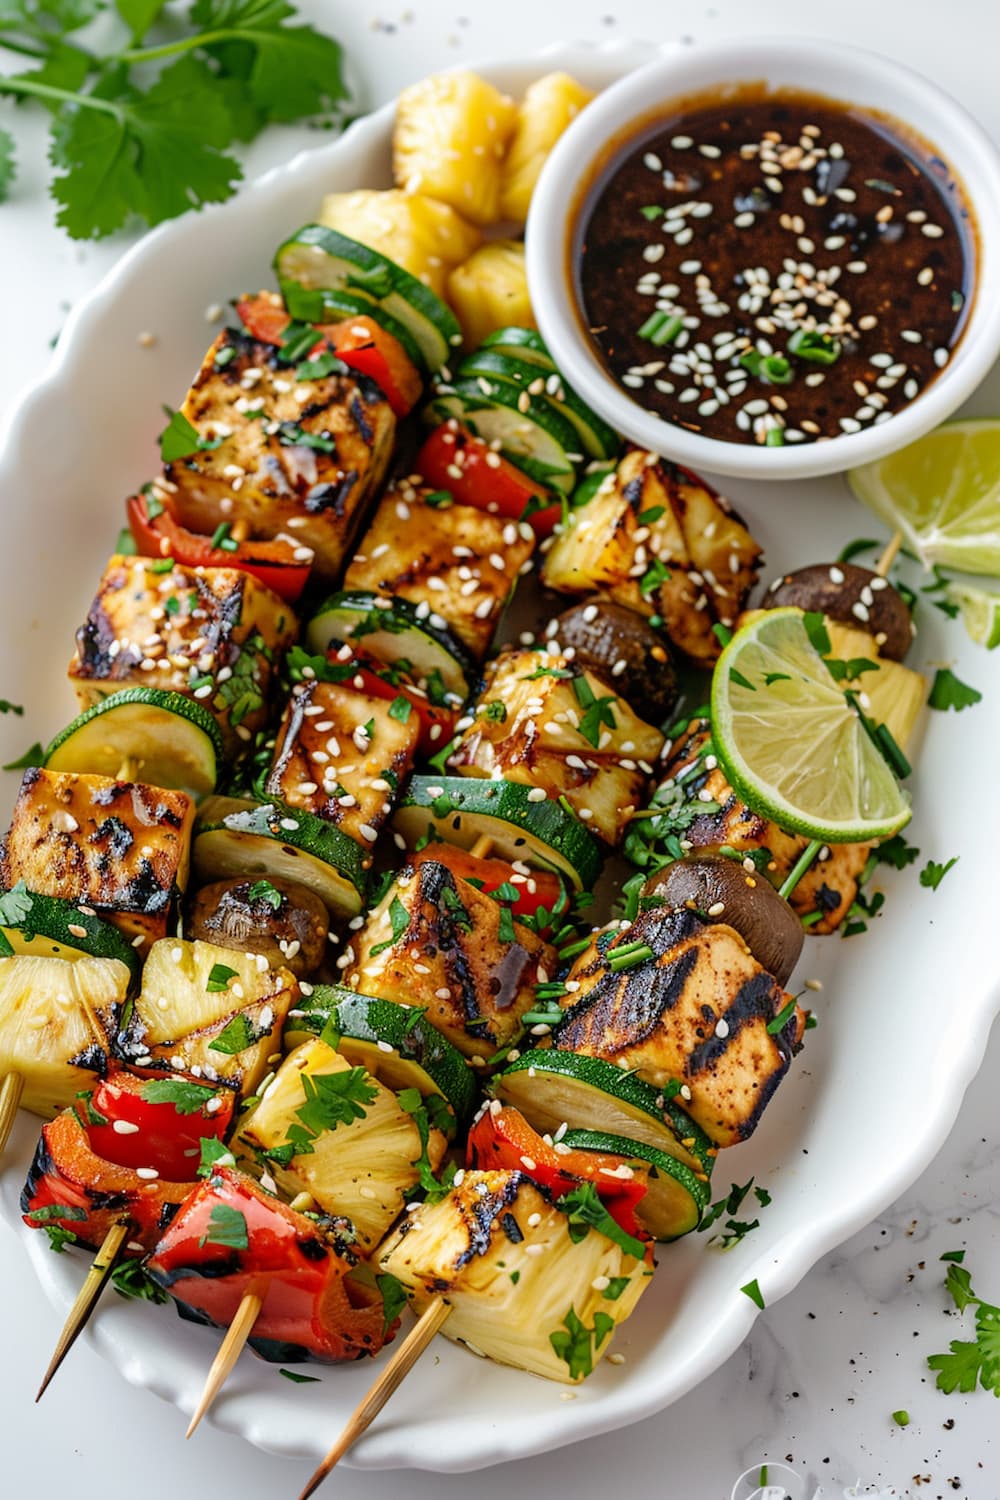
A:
[699,1178,772,1248]
[248,879,283,910]
[549,1306,616,1380]
[199,1202,249,1250]
[111,1261,169,1304]
[928,667,982,713]
[603,1276,631,1300]
[206,962,239,993]
[802,610,832,655]
[919,856,959,891]
[572,673,617,748]
[440,884,472,931]
[0,700,23,716]
[397,1087,457,1202]
[2,741,44,771]
[197,1137,236,1177]
[215,632,268,728]
[26,1203,87,1224]
[376,1272,409,1335]
[209,1013,255,1055]
[892,1410,910,1427]
[388,694,412,724]
[741,1278,765,1309]
[43,1226,80,1254]
[276,421,336,453]
[279,1367,322,1383]
[927,1255,1000,1396]
[558,1181,646,1261]
[159,406,223,463]
[273,1067,377,1161]
[497,903,517,945]
[369,895,410,957]
[140,1077,219,1115]
[639,556,671,598]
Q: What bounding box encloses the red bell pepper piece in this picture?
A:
[76,1067,235,1183]
[411,843,565,925]
[415,422,563,536]
[20,1108,194,1254]
[146,1167,394,1363]
[322,645,459,755]
[235,293,423,418]
[467,1105,648,1238]
[126,493,312,604]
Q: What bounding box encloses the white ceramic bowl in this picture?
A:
[526,35,1000,480]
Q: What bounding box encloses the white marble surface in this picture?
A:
[2,1,1000,1495]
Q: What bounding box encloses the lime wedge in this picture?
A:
[946,581,1000,649]
[710,609,912,842]
[848,419,1000,575]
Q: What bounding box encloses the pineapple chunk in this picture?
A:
[500,73,594,222]
[447,240,534,351]
[393,71,517,225]
[448,647,664,845]
[345,482,534,660]
[265,679,419,850]
[378,1169,649,1381]
[319,189,481,297]
[238,1039,447,1248]
[344,860,555,1058]
[1,768,194,955]
[116,938,296,1096]
[0,954,127,1117]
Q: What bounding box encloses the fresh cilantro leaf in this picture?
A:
[296,350,347,381]
[369,895,410,957]
[209,1013,255,1054]
[190,0,347,123]
[741,1278,765,1309]
[115,0,168,41]
[2,741,45,771]
[928,1257,1000,1397]
[197,1136,236,1176]
[26,1204,87,1224]
[278,1367,321,1383]
[0,700,23,716]
[111,1259,169,1303]
[549,1305,614,1381]
[823,655,878,682]
[159,403,223,463]
[375,1272,408,1335]
[941,1249,966,1264]
[199,1202,249,1250]
[877,834,920,870]
[0,881,33,927]
[919,856,959,891]
[206,961,239,993]
[572,673,617,748]
[287,1066,377,1149]
[43,1225,80,1253]
[802,610,832,656]
[946,1262,976,1313]
[140,1076,220,1115]
[497,903,516,945]
[248,878,283,910]
[928,1339,982,1394]
[215,633,267,727]
[928,667,982,713]
[557,1181,646,1261]
[397,1087,456,1201]
[388,694,412,724]
[0,127,15,203]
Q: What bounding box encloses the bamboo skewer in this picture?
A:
[0,1071,24,1155]
[35,1220,130,1400]
[297,1300,453,1499]
[876,529,903,578]
[186,1278,266,1438]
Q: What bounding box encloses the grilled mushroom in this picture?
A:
[554,597,679,724]
[764,562,913,660]
[186,877,328,977]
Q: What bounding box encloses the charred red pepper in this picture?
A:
[146,1167,394,1364]
[21,1108,193,1253]
[411,843,565,924]
[126,493,312,604]
[76,1067,235,1183]
[467,1105,648,1238]
[415,423,562,536]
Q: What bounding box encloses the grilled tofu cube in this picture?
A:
[265,679,419,851]
[1,768,194,954]
[344,482,534,660]
[0,954,127,1116]
[543,449,762,666]
[555,906,800,1146]
[343,859,555,1059]
[68,554,297,755]
[378,1169,650,1381]
[116,937,296,1096]
[659,718,872,934]
[164,330,396,580]
[238,1039,447,1248]
[448,647,664,845]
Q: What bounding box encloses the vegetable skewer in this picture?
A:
[35,1221,130,1400]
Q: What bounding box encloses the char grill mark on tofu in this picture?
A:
[555,905,797,1146]
[344,484,535,660]
[660,719,873,933]
[68,555,298,754]
[164,330,395,580]
[265,678,419,846]
[0,768,194,954]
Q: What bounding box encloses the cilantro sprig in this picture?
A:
[928,1255,1000,1396]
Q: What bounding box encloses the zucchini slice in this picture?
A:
[478,327,556,369]
[283,984,477,1126]
[391,775,602,892]
[275,224,461,373]
[492,1049,714,1181]
[426,378,579,492]
[561,1127,708,1241]
[45,688,221,797]
[193,797,368,918]
[279,284,430,378]
[0,887,142,986]
[457,350,620,461]
[305,590,474,703]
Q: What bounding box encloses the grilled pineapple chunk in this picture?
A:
[393,71,517,225]
[344,859,555,1059]
[556,906,800,1147]
[265,679,419,850]
[319,190,481,297]
[165,329,396,581]
[1,768,194,955]
[238,1039,447,1248]
[448,647,664,846]
[345,482,534,660]
[116,938,296,1095]
[500,72,594,222]
[447,240,534,351]
[69,555,297,756]
[543,449,762,666]
[0,954,127,1116]
[378,1169,649,1381]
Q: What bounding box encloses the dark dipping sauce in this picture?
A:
[576,86,974,447]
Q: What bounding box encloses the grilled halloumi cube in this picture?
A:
[238,1039,447,1248]
[265,679,419,850]
[69,555,297,755]
[165,330,396,580]
[116,937,296,1096]
[555,906,799,1147]
[343,859,555,1059]
[447,647,664,845]
[659,718,872,934]
[344,482,534,660]
[0,954,128,1116]
[377,1168,649,1381]
[543,449,762,666]
[1,768,194,954]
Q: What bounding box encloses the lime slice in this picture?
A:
[710,609,912,842]
[946,581,1000,649]
[848,419,1000,575]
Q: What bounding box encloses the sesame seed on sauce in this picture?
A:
[577,87,971,445]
